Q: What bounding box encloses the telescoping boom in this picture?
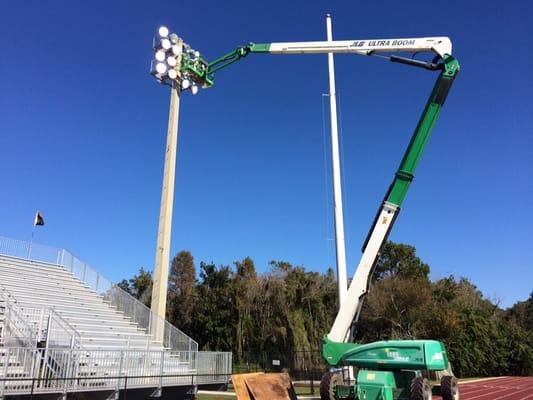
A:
[205,36,459,346]
[204,36,453,83]
[323,46,458,350]
[201,35,460,342]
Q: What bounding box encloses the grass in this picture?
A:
[197,395,235,400]
[196,383,318,399]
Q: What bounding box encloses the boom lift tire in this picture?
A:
[410,377,432,400]
[320,371,342,400]
[441,375,459,400]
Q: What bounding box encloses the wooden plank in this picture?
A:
[245,373,298,400]
[232,372,264,400]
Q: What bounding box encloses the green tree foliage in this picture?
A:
[167,251,197,335]
[120,242,532,377]
[127,267,152,307]
[357,243,532,376]
[373,242,430,280]
[195,262,236,351]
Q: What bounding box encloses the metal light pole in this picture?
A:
[149,28,206,342]
[149,30,185,342]
[326,13,348,308]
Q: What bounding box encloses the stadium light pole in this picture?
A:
[149,27,204,342]
[325,14,348,310]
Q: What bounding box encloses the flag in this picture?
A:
[34,211,45,226]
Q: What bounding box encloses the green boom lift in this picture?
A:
[152,30,460,400]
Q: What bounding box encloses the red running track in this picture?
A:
[434,377,533,400]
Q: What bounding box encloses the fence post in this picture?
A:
[63,348,72,396]
[159,351,165,391]
[117,350,124,394]
[124,375,128,400]
[95,272,100,293]
[30,376,36,399]
[1,349,9,397]
[82,264,86,282]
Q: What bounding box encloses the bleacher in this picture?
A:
[0,236,231,399]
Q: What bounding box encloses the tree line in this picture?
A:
[118,242,532,377]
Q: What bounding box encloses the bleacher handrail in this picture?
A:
[1,287,38,347]
[1,283,83,350]
[0,236,198,353]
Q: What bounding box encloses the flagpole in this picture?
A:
[28,223,36,259]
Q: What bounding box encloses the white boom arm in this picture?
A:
[257,37,452,58]
[327,203,398,342]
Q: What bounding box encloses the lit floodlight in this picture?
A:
[168,69,178,80]
[167,56,177,67]
[156,62,167,75]
[158,26,169,38]
[171,45,181,56]
[194,51,200,58]
[155,50,166,62]
[161,38,171,50]
[191,85,199,95]
[181,79,191,90]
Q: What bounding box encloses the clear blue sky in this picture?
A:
[1,0,531,308]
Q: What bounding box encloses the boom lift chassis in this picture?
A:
[152,30,460,400]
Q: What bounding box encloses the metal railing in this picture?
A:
[1,285,82,350]
[197,351,233,385]
[0,236,198,352]
[3,300,38,348]
[46,309,83,349]
[0,347,231,396]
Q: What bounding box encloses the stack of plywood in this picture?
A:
[232,372,298,400]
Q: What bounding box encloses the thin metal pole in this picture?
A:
[150,40,183,343]
[326,13,348,307]
[28,224,36,259]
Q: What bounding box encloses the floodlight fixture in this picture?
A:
[167,56,177,67]
[155,50,166,62]
[169,33,179,44]
[168,69,178,80]
[155,62,167,75]
[151,26,213,93]
[161,38,171,50]
[158,26,169,38]
[181,79,191,90]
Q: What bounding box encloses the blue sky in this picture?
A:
[1,0,531,308]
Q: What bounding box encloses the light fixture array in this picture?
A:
[150,26,211,94]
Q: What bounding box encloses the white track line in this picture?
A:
[492,388,533,400]
[465,387,515,399]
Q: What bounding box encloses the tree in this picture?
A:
[117,242,532,377]
[117,279,132,294]
[128,267,153,307]
[233,257,257,363]
[373,242,430,280]
[167,251,197,335]
[506,291,533,332]
[195,262,236,351]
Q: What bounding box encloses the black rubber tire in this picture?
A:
[441,375,459,400]
[320,371,342,400]
[410,376,432,400]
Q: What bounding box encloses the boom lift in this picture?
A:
[154,32,460,400]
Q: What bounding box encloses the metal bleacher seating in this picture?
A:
[0,236,231,399]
